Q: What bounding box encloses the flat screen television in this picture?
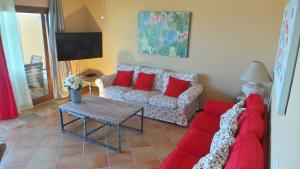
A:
[56,32,102,61]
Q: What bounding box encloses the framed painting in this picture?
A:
[273,0,300,115]
[138,11,191,58]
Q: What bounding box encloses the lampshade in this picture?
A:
[239,61,272,84]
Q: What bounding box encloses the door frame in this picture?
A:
[16,5,54,105]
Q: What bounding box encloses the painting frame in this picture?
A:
[138,11,191,58]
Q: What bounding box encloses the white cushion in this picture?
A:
[101,86,132,101]
[124,90,159,104]
[149,94,178,110]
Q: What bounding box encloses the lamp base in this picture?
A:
[241,82,266,97]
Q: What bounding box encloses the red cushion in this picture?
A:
[204,100,234,117]
[190,112,220,134]
[160,150,199,169]
[134,72,155,91]
[112,70,133,87]
[224,134,264,169]
[238,114,264,140]
[164,76,190,98]
[245,94,265,115]
[177,128,214,157]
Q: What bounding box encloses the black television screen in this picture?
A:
[56,32,102,61]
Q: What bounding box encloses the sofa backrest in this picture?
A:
[117,63,199,92]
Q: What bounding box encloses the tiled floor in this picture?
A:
[0,91,188,169]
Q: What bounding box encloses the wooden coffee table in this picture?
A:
[58,95,144,152]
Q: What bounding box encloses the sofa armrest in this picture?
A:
[178,84,204,108]
[204,100,234,117]
[95,74,116,95]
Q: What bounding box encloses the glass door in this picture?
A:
[16,6,53,105]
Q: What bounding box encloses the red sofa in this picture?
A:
[152,94,269,169]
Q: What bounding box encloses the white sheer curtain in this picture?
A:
[0,1,33,111]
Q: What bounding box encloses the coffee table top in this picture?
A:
[59,95,143,124]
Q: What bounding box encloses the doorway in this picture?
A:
[16,6,53,105]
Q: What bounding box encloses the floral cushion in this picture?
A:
[162,71,198,93]
[149,94,178,110]
[117,63,141,84]
[101,86,132,101]
[193,129,235,169]
[124,90,159,104]
[137,66,164,92]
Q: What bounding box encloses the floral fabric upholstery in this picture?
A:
[136,66,164,92]
[96,63,203,126]
[149,94,178,110]
[100,86,132,101]
[117,64,141,84]
[162,71,198,93]
[178,84,203,108]
[124,90,159,104]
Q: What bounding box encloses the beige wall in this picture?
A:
[83,0,284,103]
[17,13,46,68]
[14,0,48,7]
[270,0,300,168]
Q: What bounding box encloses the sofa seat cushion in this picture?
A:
[102,86,132,101]
[160,150,199,169]
[177,128,214,157]
[190,112,220,134]
[124,90,159,104]
[149,94,178,110]
[224,134,264,169]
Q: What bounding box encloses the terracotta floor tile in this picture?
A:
[39,132,62,147]
[152,142,174,162]
[131,146,161,168]
[83,152,108,169]
[165,129,187,145]
[3,146,34,165]
[30,146,59,162]
[56,155,82,169]
[84,142,107,155]
[14,134,41,148]
[59,143,83,157]
[27,160,56,169]
[147,130,173,146]
[61,134,83,145]
[127,135,151,148]
[110,162,137,169]
[108,150,133,166]
[0,164,28,169]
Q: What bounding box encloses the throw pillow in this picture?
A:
[134,72,155,91]
[112,70,133,87]
[193,129,235,169]
[164,76,190,98]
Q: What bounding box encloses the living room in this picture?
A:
[0,0,299,169]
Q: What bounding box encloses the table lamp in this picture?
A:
[239,61,272,97]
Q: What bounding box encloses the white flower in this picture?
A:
[64,75,83,90]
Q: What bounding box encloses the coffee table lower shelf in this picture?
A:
[58,108,144,153]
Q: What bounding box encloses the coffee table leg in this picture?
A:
[58,109,64,131]
[117,125,121,152]
[83,117,87,140]
[141,108,144,134]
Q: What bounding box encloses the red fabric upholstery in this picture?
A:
[245,94,265,115]
[159,150,199,169]
[0,37,18,120]
[177,128,214,157]
[224,134,264,169]
[134,72,155,91]
[112,70,133,87]
[238,113,264,140]
[164,76,190,98]
[154,95,268,169]
[204,100,234,117]
[190,112,220,134]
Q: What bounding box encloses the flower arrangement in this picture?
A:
[64,75,83,90]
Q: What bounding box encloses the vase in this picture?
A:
[69,89,82,103]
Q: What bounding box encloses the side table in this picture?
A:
[81,74,102,95]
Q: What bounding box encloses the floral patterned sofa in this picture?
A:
[95,64,204,126]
